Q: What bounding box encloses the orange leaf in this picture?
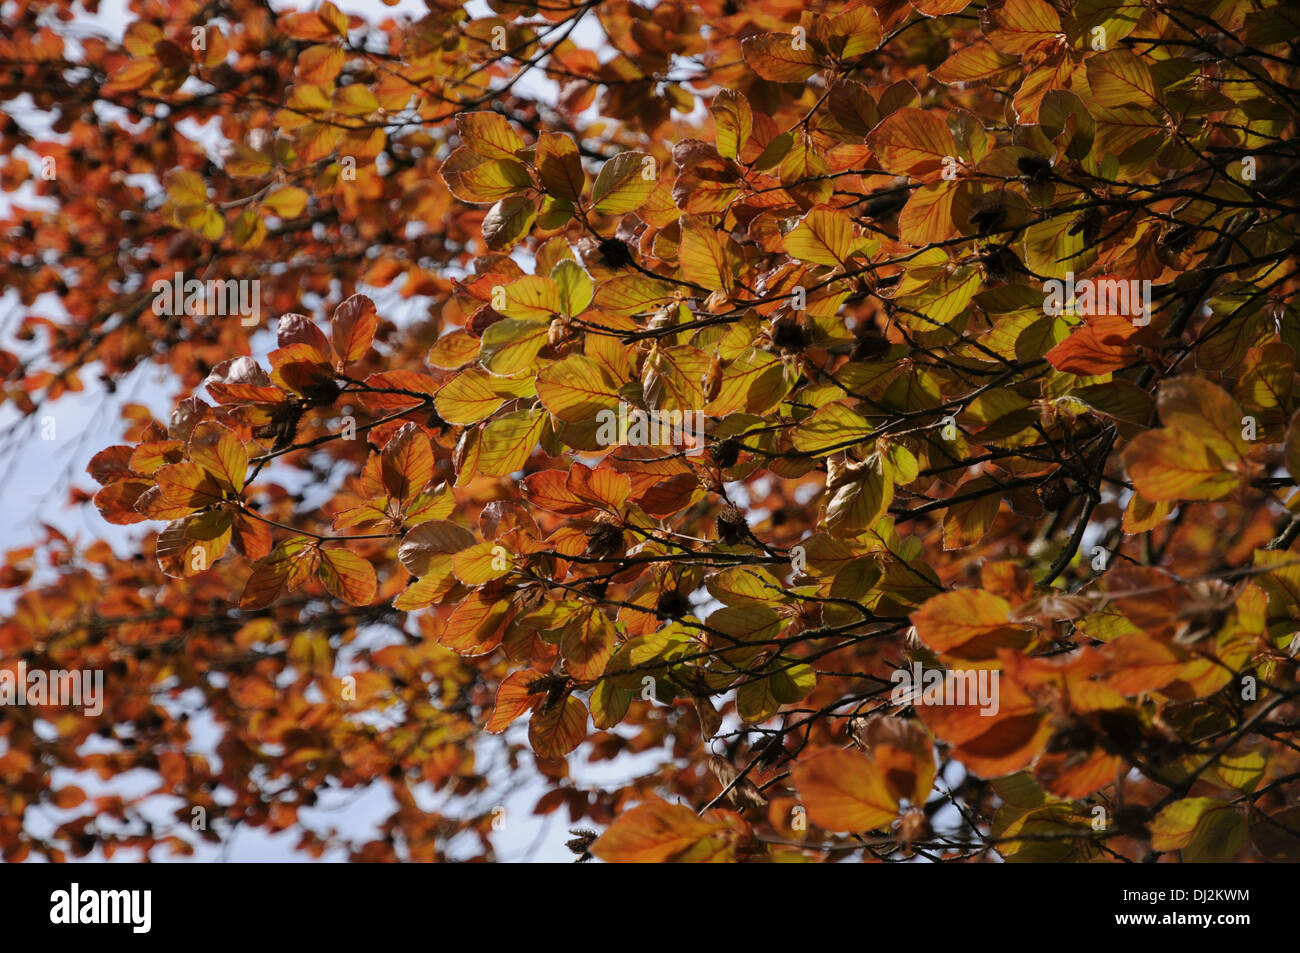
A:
[536,131,585,202]
[1044,321,1137,375]
[912,0,970,15]
[590,800,731,862]
[380,422,434,507]
[486,671,541,733]
[740,33,823,83]
[529,694,588,759]
[154,461,226,511]
[678,215,734,292]
[916,674,1051,778]
[331,293,378,367]
[522,469,590,515]
[791,747,901,832]
[317,548,377,605]
[276,313,332,364]
[439,590,510,656]
[911,589,1031,660]
[867,108,957,177]
[562,609,616,681]
[982,0,1062,55]
[455,111,525,161]
[567,464,631,510]
[94,480,151,525]
[239,537,315,609]
[188,421,248,493]
[1122,429,1238,501]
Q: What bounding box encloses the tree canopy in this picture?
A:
[2,0,1300,862]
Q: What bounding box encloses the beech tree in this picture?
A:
[2,0,1300,863]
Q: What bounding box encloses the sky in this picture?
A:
[0,0,666,863]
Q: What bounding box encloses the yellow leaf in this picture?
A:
[866,108,958,177]
[784,204,856,266]
[451,540,510,585]
[711,89,752,160]
[498,275,562,321]
[264,185,308,218]
[456,110,525,161]
[535,354,621,424]
[476,410,545,476]
[435,368,506,425]
[592,152,655,215]
[678,216,734,291]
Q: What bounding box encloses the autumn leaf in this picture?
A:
[456,111,526,161]
[536,131,585,202]
[710,89,751,161]
[1150,798,1246,862]
[911,589,1031,659]
[12,0,1300,868]
[783,205,856,266]
[318,547,378,605]
[1123,429,1239,501]
[791,742,931,834]
[867,108,958,177]
[741,33,823,83]
[590,800,738,862]
[591,152,656,215]
[380,422,434,507]
[331,293,378,367]
[187,421,248,493]
[535,354,621,423]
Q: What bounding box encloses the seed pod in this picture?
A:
[851,326,889,361]
[583,514,625,559]
[547,317,568,348]
[968,200,1006,234]
[1045,714,1097,754]
[770,314,810,352]
[525,674,571,715]
[710,437,740,469]
[1112,803,1151,840]
[987,243,1026,280]
[1016,153,1053,183]
[1067,207,1103,245]
[597,236,634,268]
[1159,222,1194,252]
[1036,478,1071,511]
[898,807,932,852]
[655,588,691,619]
[580,577,609,599]
[716,502,749,545]
[565,828,597,862]
[302,377,341,407]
